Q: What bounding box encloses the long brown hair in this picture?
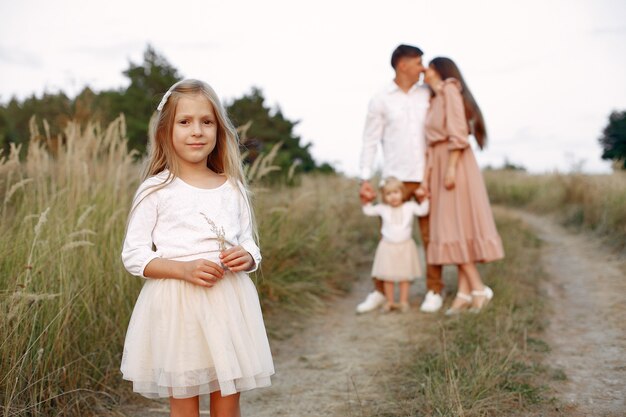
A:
[429,57,487,149]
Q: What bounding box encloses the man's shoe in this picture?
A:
[420,290,443,313]
[356,291,386,314]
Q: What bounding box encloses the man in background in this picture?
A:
[357,44,444,314]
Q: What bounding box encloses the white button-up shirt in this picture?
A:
[359,82,430,182]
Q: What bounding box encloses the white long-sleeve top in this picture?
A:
[121,170,261,278]
[362,200,429,243]
[359,82,430,182]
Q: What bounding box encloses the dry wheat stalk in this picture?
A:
[199,213,227,252]
[200,213,228,269]
[62,240,95,251]
[3,178,33,205]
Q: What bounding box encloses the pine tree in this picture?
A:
[226,88,318,173]
[114,45,181,151]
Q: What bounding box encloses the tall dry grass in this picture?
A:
[1,116,138,416]
[484,170,626,250]
[0,117,375,416]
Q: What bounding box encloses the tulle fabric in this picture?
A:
[121,268,274,398]
[371,239,422,281]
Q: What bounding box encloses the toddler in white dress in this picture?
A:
[362,177,429,312]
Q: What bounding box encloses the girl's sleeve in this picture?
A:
[408,200,429,217]
[443,81,470,150]
[236,182,262,273]
[121,186,161,279]
[362,203,382,217]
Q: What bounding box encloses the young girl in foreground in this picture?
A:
[121,79,274,417]
[419,57,505,315]
[362,177,429,312]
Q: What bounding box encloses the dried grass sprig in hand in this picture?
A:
[200,213,228,267]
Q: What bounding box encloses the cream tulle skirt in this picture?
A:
[121,269,274,398]
[371,238,422,282]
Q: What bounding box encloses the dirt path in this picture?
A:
[239,272,435,416]
[513,210,626,415]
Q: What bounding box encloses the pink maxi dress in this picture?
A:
[424,78,504,265]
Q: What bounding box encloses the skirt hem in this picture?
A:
[122,371,274,398]
[427,237,504,265]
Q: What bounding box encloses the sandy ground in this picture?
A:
[239,277,433,416]
[514,211,626,416]
[120,210,626,416]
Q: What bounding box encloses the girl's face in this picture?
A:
[383,188,403,207]
[172,93,218,170]
[424,65,441,87]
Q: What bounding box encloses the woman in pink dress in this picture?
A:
[417,57,504,315]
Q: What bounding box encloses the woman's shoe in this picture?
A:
[444,292,472,316]
[470,286,494,313]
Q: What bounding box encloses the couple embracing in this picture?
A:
[357,44,504,315]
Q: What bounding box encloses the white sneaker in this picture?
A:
[420,290,443,313]
[356,291,386,314]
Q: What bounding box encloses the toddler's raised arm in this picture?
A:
[362,203,383,217]
[408,199,429,217]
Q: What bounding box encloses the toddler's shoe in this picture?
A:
[381,302,396,313]
[398,302,410,313]
[420,290,443,313]
[356,290,386,314]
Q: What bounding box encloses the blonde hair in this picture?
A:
[132,79,259,246]
[381,177,405,204]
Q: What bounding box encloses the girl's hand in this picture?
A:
[220,245,254,272]
[444,167,456,190]
[182,259,224,287]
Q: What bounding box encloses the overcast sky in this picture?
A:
[1,0,625,175]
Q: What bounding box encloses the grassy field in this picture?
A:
[377,211,557,416]
[0,118,376,416]
[375,169,626,416]
[484,169,626,251]
[3,117,623,416]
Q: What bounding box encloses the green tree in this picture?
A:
[226,87,320,174]
[0,45,332,174]
[0,93,72,154]
[599,110,626,170]
[113,45,181,151]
